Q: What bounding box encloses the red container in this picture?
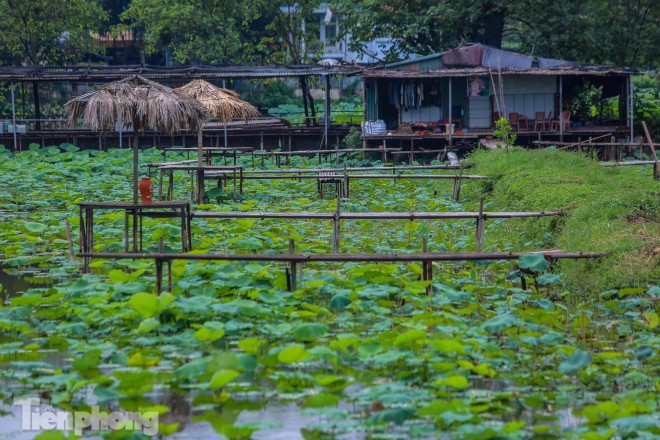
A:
[139,177,154,204]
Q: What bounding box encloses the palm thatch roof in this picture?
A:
[64,75,207,133]
[174,79,259,123]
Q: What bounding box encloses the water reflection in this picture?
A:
[0,264,52,301]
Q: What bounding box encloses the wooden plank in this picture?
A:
[641,121,660,180]
[192,211,564,220]
[600,160,657,167]
[78,251,606,262]
[234,174,488,180]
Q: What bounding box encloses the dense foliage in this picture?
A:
[1,0,658,69]
[0,145,658,438]
[336,0,660,68]
[0,0,107,65]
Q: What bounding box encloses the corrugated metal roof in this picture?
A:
[374,43,635,76]
[0,64,364,82]
[385,53,443,69]
[482,46,536,68]
[362,65,636,78]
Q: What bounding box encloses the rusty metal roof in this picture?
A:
[0,64,364,83]
[373,43,636,78]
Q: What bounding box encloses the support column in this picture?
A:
[324,75,330,149]
[448,77,453,144]
[11,85,17,152]
[133,122,139,205]
[629,76,634,143]
[559,76,563,142]
[33,83,41,131]
[223,79,228,147]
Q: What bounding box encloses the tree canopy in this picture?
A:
[336,0,659,69]
[0,0,656,69]
[0,0,107,65]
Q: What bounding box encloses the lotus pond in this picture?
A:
[0,144,658,439]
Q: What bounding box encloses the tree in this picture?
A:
[0,0,107,65]
[121,0,260,65]
[586,0,659,69]
[336,0,659,69]
[336,0,508,61]
[257,0,324,123]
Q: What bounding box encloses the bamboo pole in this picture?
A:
[65,220,75,262]
[289,239,297,291]
[78,251,606,263]
[192,210,564,220]
[641,121,660,180]
[476,198,485,252]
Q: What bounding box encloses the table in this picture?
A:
[78,201,192,272]
[163,147,255,166]
[157,165,244,203]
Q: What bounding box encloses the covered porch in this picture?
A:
[361,44,636,145]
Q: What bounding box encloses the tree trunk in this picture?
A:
[476,2,506,48]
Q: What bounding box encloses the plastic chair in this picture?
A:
[546,111,555,130]
[534,112,547,131]
[492,111,502,128]
[508,112,521,131]
[550,111,571,131]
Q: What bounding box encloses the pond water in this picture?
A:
[0,264,52,301]
[0,398,322,440]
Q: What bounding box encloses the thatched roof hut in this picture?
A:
[175,79,259,177]
[174,79,259,123]
[65,75,207,132]
[65,75,207,204]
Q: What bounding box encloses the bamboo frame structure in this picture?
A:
[193,207,564,253]
[156,166,487,202]
[77,250,605,295]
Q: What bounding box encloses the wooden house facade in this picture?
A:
[362,44,637,142]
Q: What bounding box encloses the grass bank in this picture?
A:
[466,147,659,293]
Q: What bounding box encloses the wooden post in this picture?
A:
[65,220,75,262]
[641,121,660,180]
[423,237,433,295]
[158,168,164,201]
[559,76,564,142]
[289,239,297,291]
[475,198,485,252]
[332,197,341,253]
[155,258,163,295]
[453,166,463,202]
[133,122,140,205]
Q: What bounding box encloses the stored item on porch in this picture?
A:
[362,120,387,136]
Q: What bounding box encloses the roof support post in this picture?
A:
[223,79,228,147]
[448,77,453,144]
[629,75,634,143]
[11,85,17,152]
[559,76,563,142]
[324,74,330,149]
[33,83,41,131]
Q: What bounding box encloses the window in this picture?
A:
[324,15,337,43]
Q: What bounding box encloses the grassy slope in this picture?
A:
[466,148,659,293]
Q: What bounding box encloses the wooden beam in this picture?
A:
[641,121,660,180]
[78,251,606,262]
[192,210,564,220]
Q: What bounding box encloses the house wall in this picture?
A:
[495,75,556,120]
[401,105,441,123]
[441,77,467,123]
